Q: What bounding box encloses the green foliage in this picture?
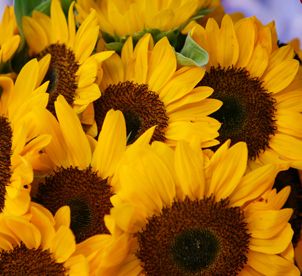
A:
[176,34,208,67]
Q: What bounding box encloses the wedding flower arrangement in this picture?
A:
[0,0,301,275]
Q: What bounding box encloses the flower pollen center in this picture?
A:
[0,243,66,275]
[0,116,12,212]
[136,196,250,275]
[199,66,277,159]
[34,166,113,243]
[94,81,169,144]
[171,229,219,272]
[38,44,79,114]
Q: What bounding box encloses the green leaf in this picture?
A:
[176,34,208,67]
[34,0,51,15]
[105,42,124,52]
[190,8,213,21]
[61,0,73,15]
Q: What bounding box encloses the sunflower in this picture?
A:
[0,203,88,275]
[94,33,221,147]
[0,6,20,65]
[31,95,154,245]
[189,15,302,168]
[87,140,299,275]
[22,0,113,115]
[0,57,51,217]
[76,0,218,48]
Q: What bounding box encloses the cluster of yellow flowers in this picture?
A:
[0,0,302,274]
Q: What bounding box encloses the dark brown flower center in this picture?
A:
[0,243,66,275]
[199,66,277,160]
[136,196,250,275]
[0,116,12,212]
[94,81,169,144]
[38,44,79,114]
[34,166,113,243]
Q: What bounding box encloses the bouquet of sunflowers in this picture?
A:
[0,0,302,274]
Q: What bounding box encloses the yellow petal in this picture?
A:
[262,59,299,93]
[74,10,98,64]
[50,226,75,263]
[246,44,269,78]
[159,66,205,103]
[67,2,76,48]
[147,37,176,91]
[235,18,255,68]
[208,142,248,200]
[217,15,239,67]
[30,203,55,249]
[5,217,41,249]
[133,33,152,84]
[247,209,292,239]
[266,45,294,72]
[54,206,71,229]
[101,54,125,89]
[77,57,98,88]
[51,0,68,44]
[276,110,302,137]
[249,223,293,254]
[175,141,205,200]
[230,164,278,206]
[22,17,47,54]
[205,18,220,67]
[91,109,126,178]
[270,133,302,160]
[248,251,300,276]
[55,95,91,168]
[65,254,89,276]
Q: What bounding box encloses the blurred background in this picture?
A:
[1,0,302,43]
[222,0,302,43]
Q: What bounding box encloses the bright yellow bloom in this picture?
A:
[94,33,221,147]
[31,95,154,246]
[0,6,20,64]
[191,15,302,168]
[22,0,113,114]
[76,0,217,39]
[0,58,51,217]
[84,140,298,275]
[0,203,88,275]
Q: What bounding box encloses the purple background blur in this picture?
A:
[222,0,302,43]
[1,0,302,43]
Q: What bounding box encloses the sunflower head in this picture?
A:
[0,203,88,275]
[0,6,20,65]
[191,15,302,167]
[89,140,299,275]
[0,57,52,217]
[22,0,113,115]
[95,33,221,147]
[76,0,219,50]
[31,95,156,245]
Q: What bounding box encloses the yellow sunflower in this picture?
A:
[0,203,88,275]
[189,15,302,168]
[0,57,51,217]
[94,33,221,147]
[76,0,219,48]
[87,140,299,275]
[22,0,113,114]
[31,95,154,245]
[0,6,20,64]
